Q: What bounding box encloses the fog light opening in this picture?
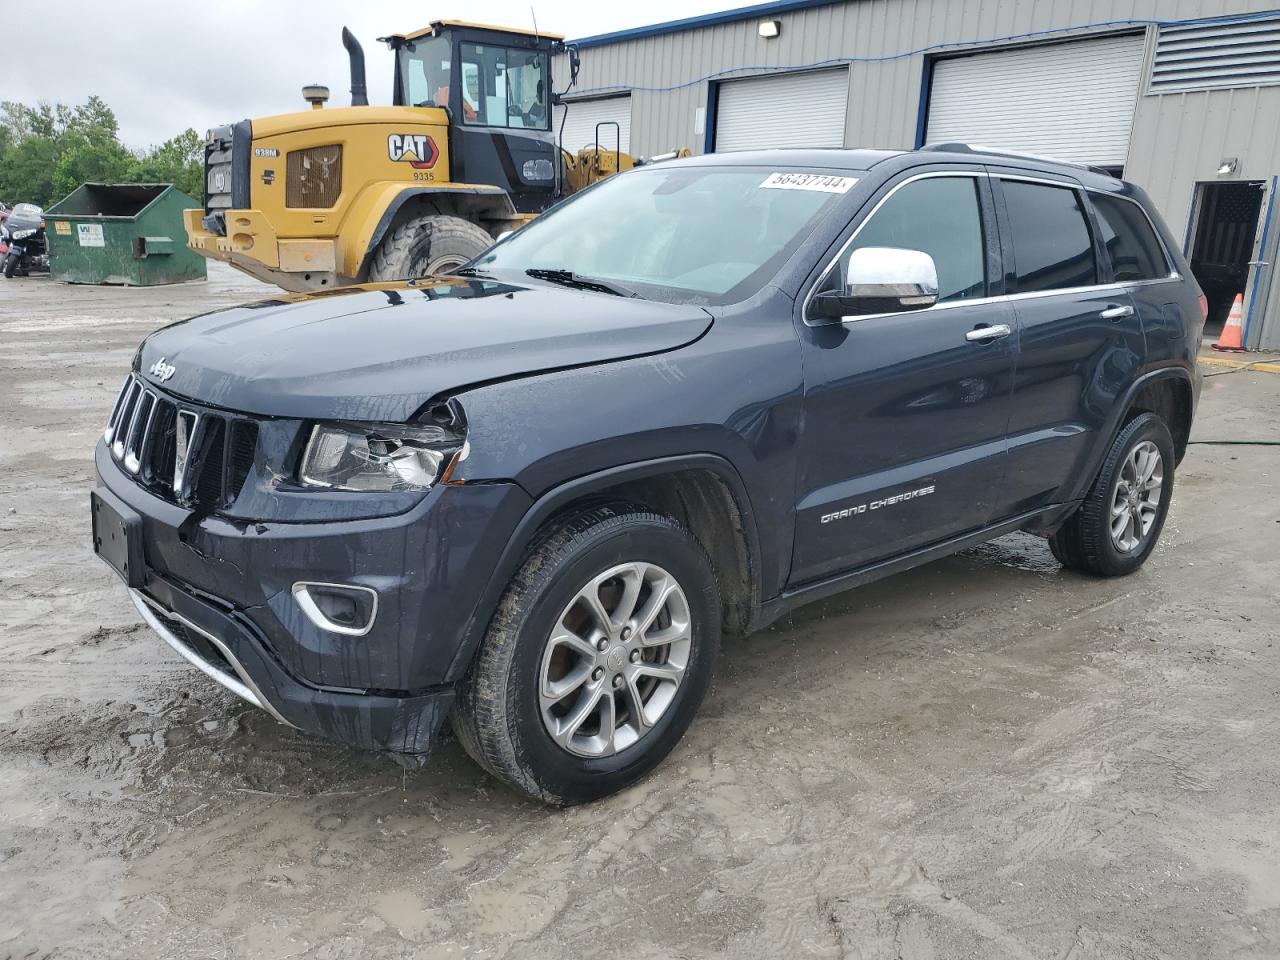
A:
[292,582,378,636]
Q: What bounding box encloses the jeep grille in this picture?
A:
[104,374,258,510]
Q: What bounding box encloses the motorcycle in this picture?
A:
[1,203,49,278]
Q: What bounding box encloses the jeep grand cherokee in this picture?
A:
[92,145,1203,804]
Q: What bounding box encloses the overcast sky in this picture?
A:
[3,0,740,148]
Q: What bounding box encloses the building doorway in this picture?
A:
[1189,181,1265,337]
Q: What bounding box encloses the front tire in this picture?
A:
[1050,412,1175,577]
[367,214,493,281]
[452,503,721,805]
[2,253,18,278]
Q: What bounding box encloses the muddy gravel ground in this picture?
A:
[2,264,1279,960]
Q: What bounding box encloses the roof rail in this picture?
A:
[919,142,1115,178]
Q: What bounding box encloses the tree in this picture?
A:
[0,96,205,207]
[1,100,67,142]
[0,135,60,206]
[52,137,134,200]
[65,96,120,145]
[47,95,133,200]
[0,98,126,206]
[128,129,204,200]
[0,96,207,207]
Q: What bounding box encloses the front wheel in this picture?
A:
[366,214,494,281]
[2,253,18,278]
[1049,412,1175,577]
[452,503,721,805]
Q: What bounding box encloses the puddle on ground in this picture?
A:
[958,532,1062,575]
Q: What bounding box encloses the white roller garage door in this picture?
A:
[554,96,631,154]
[926,34,1146,168]
[715,69,848,152]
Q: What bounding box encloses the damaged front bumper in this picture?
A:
[127,574,455,759]
[92,437,532,762]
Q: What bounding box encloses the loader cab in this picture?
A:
[387,21,561,213]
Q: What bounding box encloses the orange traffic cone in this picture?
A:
[1213,294,1246,352]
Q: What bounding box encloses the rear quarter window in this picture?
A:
[1091,194,1171,282]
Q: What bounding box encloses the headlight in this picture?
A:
[299,421,464,492]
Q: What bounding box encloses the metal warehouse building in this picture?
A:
[554,0,1280,349]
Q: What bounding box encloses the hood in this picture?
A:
[250,105,448,139]
[136,277,713,421]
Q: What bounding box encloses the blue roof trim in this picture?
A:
[570,0,844,48]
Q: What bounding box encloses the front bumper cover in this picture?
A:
[131,573,454,758]
[95,436,533,760]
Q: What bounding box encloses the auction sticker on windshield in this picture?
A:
[760,172,857,193]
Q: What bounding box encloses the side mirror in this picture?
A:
[810,246,939,323]
[569,45,582,87]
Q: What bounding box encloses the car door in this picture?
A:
[1088,189,1182,364]
[789,170,1017,584]
[991,173,1148,516]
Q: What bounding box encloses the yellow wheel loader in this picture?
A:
[184,21,685,292]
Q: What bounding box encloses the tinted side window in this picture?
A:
[1002,181,1098,294]
[834,176,986,303]
[1091,194,1170,282]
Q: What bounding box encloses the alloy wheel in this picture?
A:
[538,561,692,758]
[1110,439,1163,553]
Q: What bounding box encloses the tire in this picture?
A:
[452,502,721,805]
[1049,412,1175,577]
[2,253,18,279]
[366,214,493,281]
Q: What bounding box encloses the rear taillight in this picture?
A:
[1198,293,1209,327]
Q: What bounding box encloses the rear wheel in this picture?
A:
[452,503,720,805]
[1049,412,1174,577]
[367,214,493,281]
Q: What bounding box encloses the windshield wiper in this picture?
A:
[451,266,490,278]
[524,268,639,298]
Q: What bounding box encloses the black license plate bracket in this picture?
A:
[91,488,146,588]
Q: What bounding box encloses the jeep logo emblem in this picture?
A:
[149,357,176,382]
[387,133,440,170]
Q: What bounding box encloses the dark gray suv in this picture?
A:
[92,145,1203,804]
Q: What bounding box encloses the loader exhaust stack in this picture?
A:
[342,27,369,106]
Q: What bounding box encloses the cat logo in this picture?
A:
[387,134,440,170]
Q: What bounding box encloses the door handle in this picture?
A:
[1100,304,1135,321]
[966,323,1012,342]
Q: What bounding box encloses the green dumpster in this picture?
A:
[45,183,207,285]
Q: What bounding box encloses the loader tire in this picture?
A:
[367,214,494,281]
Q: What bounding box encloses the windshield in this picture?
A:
[473,167,855,304]
[5,203,43,230]
[459,43,548,130]
[398,35,452,108]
